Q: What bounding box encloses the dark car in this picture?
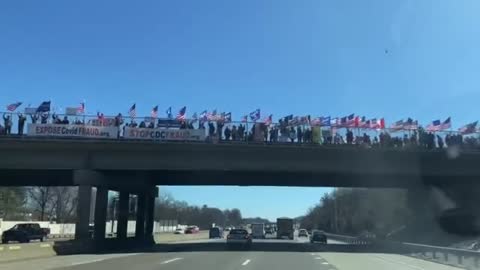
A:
[185,226,199,234]
[227,229,252,249]
[310,230,327,244]
[2,223,50,244]
[209,227,224,238]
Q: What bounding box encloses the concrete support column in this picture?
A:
[135,193,146,240]
[117,192,130,239]
[94,186,108,241]
[75,184,92,240]
[145,193,155,239]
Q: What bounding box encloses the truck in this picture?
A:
[1,223,50,244]
[276,218,294,240]
[251,223,265,239]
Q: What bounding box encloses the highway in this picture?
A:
[0,237,464,270]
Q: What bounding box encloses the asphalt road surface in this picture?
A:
[0,237,464,270]
[1,249,463,270]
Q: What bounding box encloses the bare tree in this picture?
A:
[50,187,78,223]
[28,187,55,221]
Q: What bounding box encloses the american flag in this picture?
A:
[129,103,136,119]
[311,117,321,126]
[459,121,477,135]
[151,105,158,118]
[6,102,22,112]
[346,114,355,127]
[176,106,187,120]
[264,114,273,125]
[370,118,385,129]
[241,115,248,123]
[207,110,217,121]
[440,117,451,130]
[426,117,450,132]
[390,120,404,131]
[78,102,85,114]
[403,118,418,130]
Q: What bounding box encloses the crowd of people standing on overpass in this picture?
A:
[0,111,477,150]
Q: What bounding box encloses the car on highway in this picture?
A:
[226,229,252,249]
[174,228,185,234]
[185,226,199,234]
[265,227,273,235]
[310,230,327,244]
[209,227,224,238]
[298,229,309,237]
[1,223,50,244]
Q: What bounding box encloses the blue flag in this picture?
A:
[321,116,331,126]
[36,101,51,113]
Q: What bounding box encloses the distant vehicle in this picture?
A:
[227,229,252,248]
[1,223,50,244]
[174,228,185,234]
[276,218,294,240]
[185,226,199,234]
[265,227,273,235]
[298,229,309,237]
[225,227,231,231]
[209,227,224,238]
[310,230,327,244]
[251,223,265,239]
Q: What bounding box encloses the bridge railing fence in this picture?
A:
[325,231,480,269]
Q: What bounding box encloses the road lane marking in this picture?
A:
[8,246,21,250]
[40,244,51,248]
[71,258,106,266]
[161,258,183,264]
[242,259,251,266]
[372,255,425,270]
[315,257,323,260]
[321,262,329,265]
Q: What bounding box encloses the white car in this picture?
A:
[174,228,185,234]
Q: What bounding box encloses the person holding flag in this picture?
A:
[2,113,12,135]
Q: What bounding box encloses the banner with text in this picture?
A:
[27,124,118,139]
[124,127,206,141]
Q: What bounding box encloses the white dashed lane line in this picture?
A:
[242,259,251,266]
[71,258,106,266]
[160,258,183,264]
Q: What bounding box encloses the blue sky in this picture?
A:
[2,0,480,219]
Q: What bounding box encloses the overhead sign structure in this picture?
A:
[27,124,118,139]
[123,127,206,141]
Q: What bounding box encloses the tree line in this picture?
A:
[153,191,244,229]
[0,187,78,222]
[299,188,411,238]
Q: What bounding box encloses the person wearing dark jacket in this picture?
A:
[30,113,39,124]
[18,114,27,135]
[2,113,12,135]
[41,113,49,124]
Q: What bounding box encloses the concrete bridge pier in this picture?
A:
[68,170,158,252]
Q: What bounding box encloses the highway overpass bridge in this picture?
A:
[0,138,479,248]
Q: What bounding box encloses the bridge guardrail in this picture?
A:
[400,241,480,269]
[326,232,480,269]
[324,232,373,245]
